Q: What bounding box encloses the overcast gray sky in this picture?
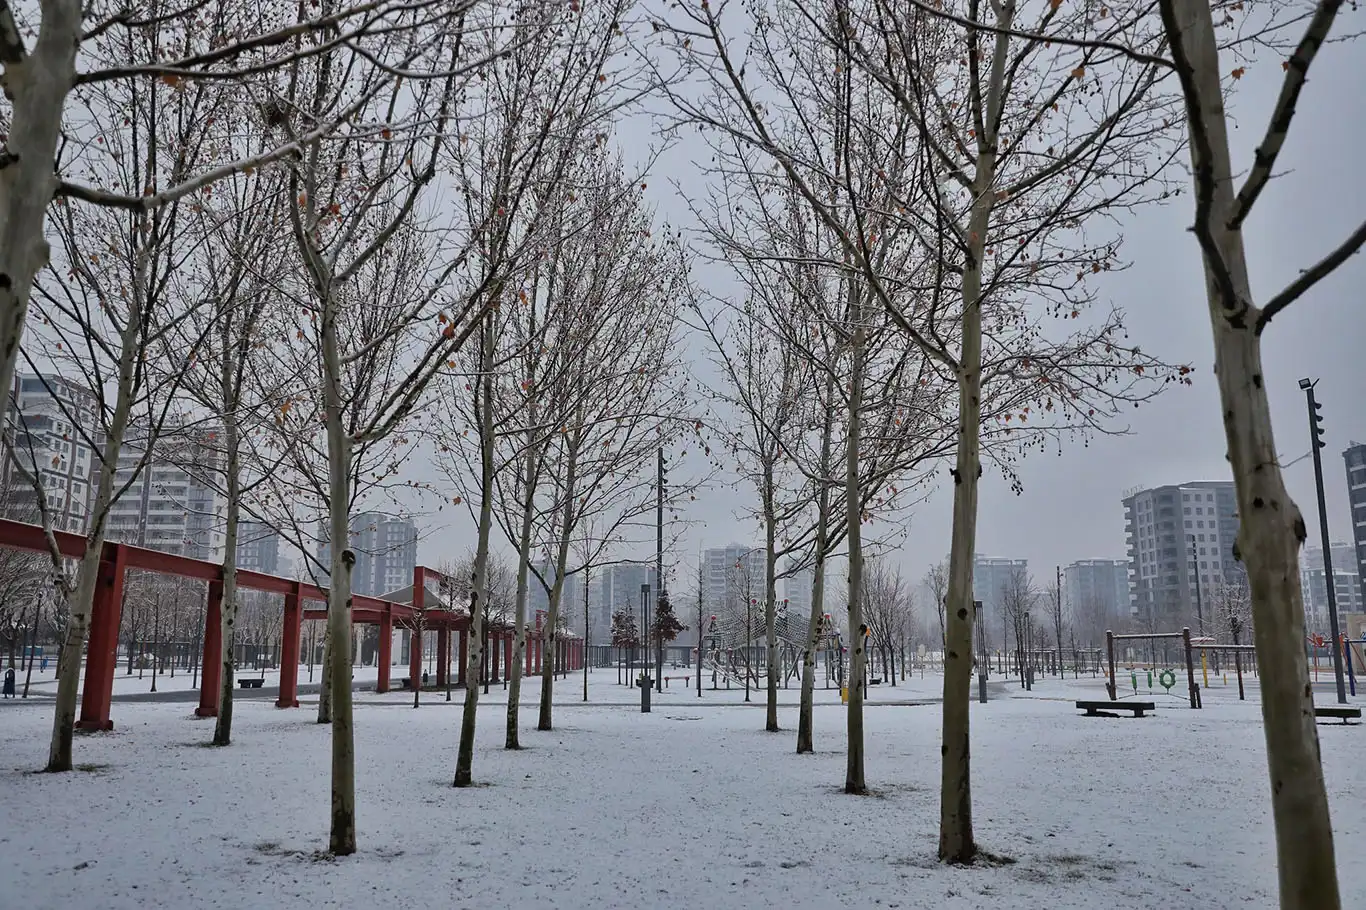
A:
[416,33,1365,593]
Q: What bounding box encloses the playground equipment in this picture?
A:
[1105,629,1201,709]
[702,605,843,693]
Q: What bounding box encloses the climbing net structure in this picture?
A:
[701,604,843,688]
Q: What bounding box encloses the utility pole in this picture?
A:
[1300,377,1346,703]
[1055,565,1063,676]
[656,447,665,692]
[696,559,704,698]
[583,566,590,703]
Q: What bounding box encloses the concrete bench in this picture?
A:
[1314,705,1361,725]
[238,678,264,689]
[1076,700,1153,718]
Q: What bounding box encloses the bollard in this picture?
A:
[639,676,652,713]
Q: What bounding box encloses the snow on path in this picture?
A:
[1,672,1362,909]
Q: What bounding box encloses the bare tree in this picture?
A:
[655,0,1189,856]
[924,558,950,651]
[863,558,913,686]
[1157,0,1359,901]
[0,1,449,436]
[15,25,242,769]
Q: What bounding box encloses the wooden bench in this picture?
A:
[1314,705,1361,724]
[661,675,690,688]
[238,678,264,689]
[1076,700,1154,718]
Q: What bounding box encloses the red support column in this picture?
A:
[277,583,302,708]
[408,625,422,691]
[194,579,224,719]
[436,627,450,687]
[457,626,468,686]
[377,606,393,693]
[503,635,512,682]
[78,546,128,731]
[534,638,542,674]
[526,630,534,674]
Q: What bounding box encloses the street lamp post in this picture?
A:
[1300,377,1347,703]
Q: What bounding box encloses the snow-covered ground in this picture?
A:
[1,668,1363,909]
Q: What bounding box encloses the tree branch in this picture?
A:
[1229,0,1345,229]
[0,0,25,66]
[1256,218,1366,334]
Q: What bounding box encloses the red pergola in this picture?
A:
[0,517,585,728]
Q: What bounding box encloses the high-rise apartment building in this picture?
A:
[1123,481,1244,626]
[972,557,1029,618]
[703,544,765,616]
[1,373,97,532]
[1346,443,1366,597]
[317,512,418,597]
[1064,559,1129,620]
[104,425,224,560]
[1300,542,1362,634]
[592,563,658,641]
[783,560,814,618]
[528,559,583,633]
[236,521,282,576]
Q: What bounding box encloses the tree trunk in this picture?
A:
[506,439,538,749]
[46,293,141,770]
[844,284,867,795]
[455,314,497,787]
[150,596,160,693]
[763,464,780,732]
[0,2,81,434]
[537,433,579,732]
[321,284,357,856]
[797,373,836,754]
[938,0,1010,861]
[1162,0,1340,902]
[317,619,333,724]
[213,414,243,746]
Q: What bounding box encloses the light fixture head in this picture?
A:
[1299,377,1313,390]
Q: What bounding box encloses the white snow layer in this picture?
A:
[1,669,1362,909]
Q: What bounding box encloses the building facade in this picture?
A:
[528,559,584,636]
[1064,559,1129,619]
[104,425,224,560]
[317,512,418,598]
[972,556,1029,617]
[592,563,658,642]
[1123,481,1243,628]
[783,561,814,618]
[2,373,97,532]
[1346,442,1366,597]
[703,544,765,617]
[235,520,282,576]
[1300,542,1363,635]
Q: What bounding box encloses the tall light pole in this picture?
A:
[656,447,665,692]
[1300,377,1346,703]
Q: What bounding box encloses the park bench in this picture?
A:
[1314,705,1361,725]
[661,675,690,688]
[399,678,412,690]
[238,678,264,689]
[1076,700,1153,718]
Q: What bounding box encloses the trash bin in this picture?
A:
[638,676,652,713]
